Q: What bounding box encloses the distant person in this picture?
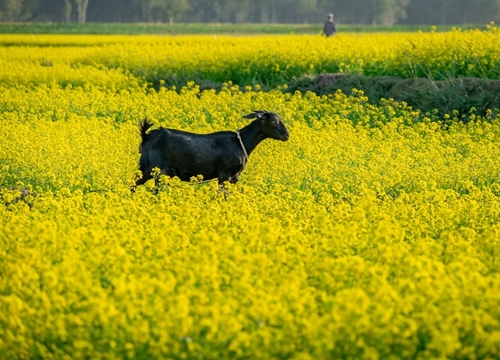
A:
[323,13,337,37]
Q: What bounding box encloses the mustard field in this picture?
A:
[1,30,500,359]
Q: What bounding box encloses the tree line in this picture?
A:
[1,0,499,25]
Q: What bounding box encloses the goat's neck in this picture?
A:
[239,120,266,156]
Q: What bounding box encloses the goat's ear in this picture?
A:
[243,110,266,120]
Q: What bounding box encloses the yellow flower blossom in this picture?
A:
[1,30,500,358]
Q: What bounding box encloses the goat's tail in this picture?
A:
[139,118,154,143]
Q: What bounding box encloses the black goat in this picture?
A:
[134,110,290,189]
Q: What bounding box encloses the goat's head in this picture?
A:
[243,110,290,141]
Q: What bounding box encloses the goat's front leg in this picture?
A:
[218,174,232,198]
[217,182,230,200]
[217,182,225,192]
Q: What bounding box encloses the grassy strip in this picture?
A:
[150,74,499,118]
[286,73,500,118]
[0,22,488,35]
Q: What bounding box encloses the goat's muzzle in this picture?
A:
[281,131,291,141]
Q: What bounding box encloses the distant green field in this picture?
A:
[0,22,487,35]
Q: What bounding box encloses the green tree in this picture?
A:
[71,0,89,23]
[0,0,25,21]
[146,0,188,24]
[373,0,409,25]
[4,0,500,24]
[64,0,71,22]
[134,0,173,22]
[165,0,188,24]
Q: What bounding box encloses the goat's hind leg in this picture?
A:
[135,167,153,186]
[131,168,151,192]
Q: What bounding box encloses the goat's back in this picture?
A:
[143,127,236,151]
